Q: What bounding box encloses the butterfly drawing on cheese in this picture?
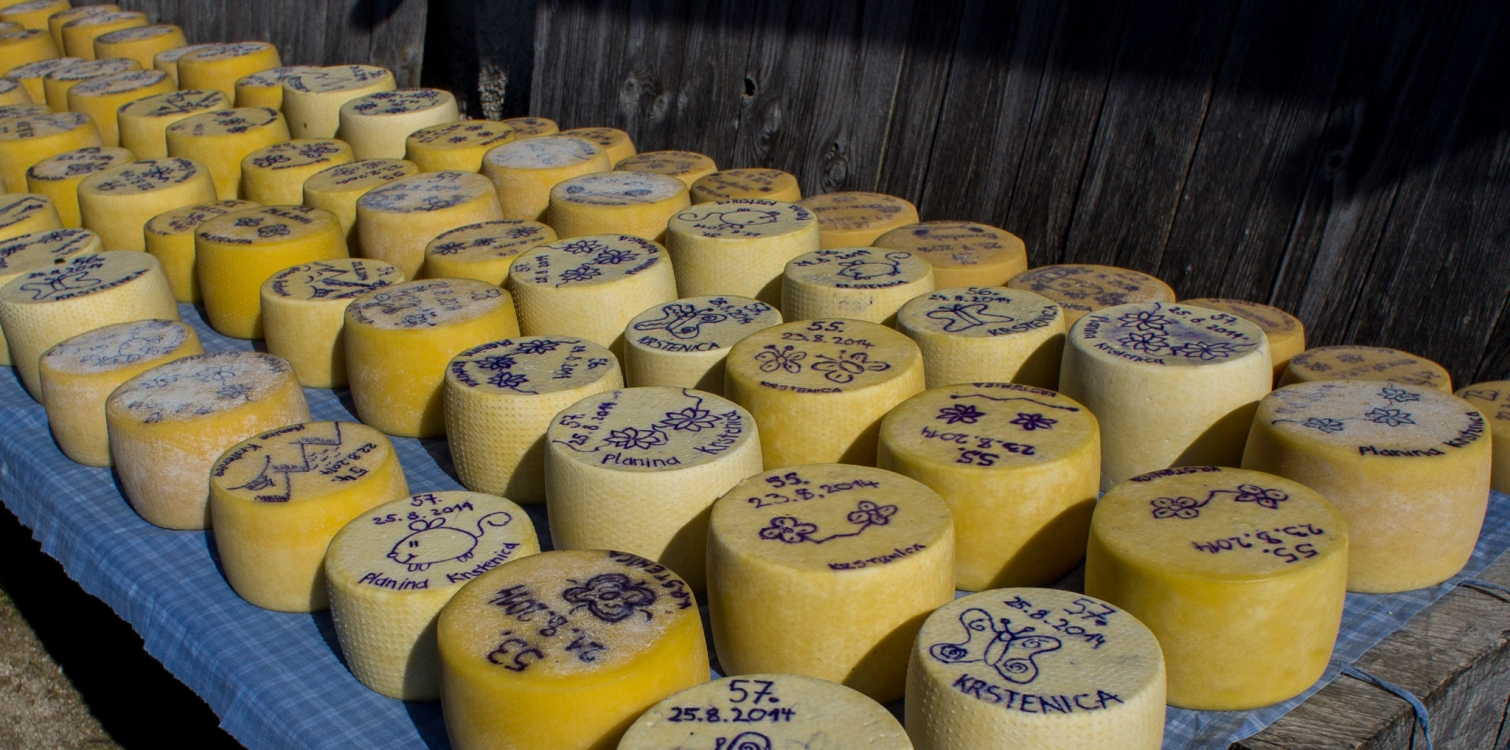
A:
[926,302,1016,333]
[633,302,728,339]
[928,607,1062,684]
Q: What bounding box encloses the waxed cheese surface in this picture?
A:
[548,387,754,473]
[348,278,507,330]
[510,234,667,290]
[109,351,295,422]
[329,491,538,588]
[449,335,616,397]
[1074,301,1264,367]
[1283,345,1452,392]
[690,168,801,203]
[266,258,402,302]
[1008,265,1175,322]
[1256,380,1485,460]
[628,296,781,356]
[881,383,1095,473]
[41,317,189,375]
[873,221,1027,287]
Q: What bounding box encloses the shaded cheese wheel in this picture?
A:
[150,42,217,86]
[557,126,633,164]
[615,149,716,189]
[0,0,69,32]
[799,192,919,249]
[0,76,32,106]
[1007,264,1176,324]
[623,295,783,395]
[41,56,136,110]
[232,65,317,109]
[1182,297,1304,386]
[259,257,404,388]
[0,226,99,365]
[1280,344,1452,392]
[336,88,459,160]
[176,41,281,98]
[1457,382,1510,494]
[60,10,145,59]
[25,145,132,227]
[46,5,117,49]
[142,198,257,302]
[0,111,101,190]
[873,221,1028,290]
[405,119,514,173]
[545,170,688,242]
[78,156,218,251]
[5,57,80,105]
[195,203,348,339]
[117,88,230,159]
[690,167,801,204]
[664,198,819,307]
[782,247,934,326]
[92,23,186,69]
[301,157,418,250]
[239,138,354,205]
[480,135,608,221]
[354,170,502,280]
[421,219,555,286]
[0,191,59,242]
[499,115,556,138]
[165,106,291,200]
[281,64,396,139]
[895,286,1066,389]
[64,65,169,145]
[0,28,57,73]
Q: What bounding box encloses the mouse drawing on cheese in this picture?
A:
[679,207,779,232]
[387,512,513,572]
[929,607,1062,684]
[837,251,909,282]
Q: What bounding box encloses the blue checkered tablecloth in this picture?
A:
[0,302,1505,749]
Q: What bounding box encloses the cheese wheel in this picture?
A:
[421,219,555,285]
[799,192,919,249]
[5,57,77,105]
[623,295,783,395]
[1085,466,1348,709]
[301,157,417,249]
[1457,382,1510,494]
[60,10,144,60]
[896,287,1066,389]
[41,56,135,110]
[907,588,1165,750]
[782,247,934,326]
[545,171,688,242]
[281,64,396,139]
[65,68,171,146]
[0,76,32,106]
[0,28,56,73]
[444,335,622,503]
[354,170,502,279]
[0,21,17,33]
[404,119,514,173]
[0,191,58,241]
[176,41,280,98]
[623,674,911,750]
[1059,302,1272,490]
[165,107,291,200]
[0,111,101,190]
[142,198,256,302]
[150,43,216,86]
[78,157,218,251]
[557,126,633,164]
[664,199,820,306]
[259,257,403,388]
[1007,264,1176,325]
[232,65,317,109]
[117,88,230,159]
[105,351,310,529]
[209,420,410,612]
[344,278,520,438]
[24,145,128,226]
[326,491,541,700]
[1182,298,1304,386]
[239,138,354,205]
[506,234,678,356]
[690,167,802,204]
[46,4,116,51]
[336,88,459,160]
[708,463,954,701]
[0,226,99,364]
[0,102,49,127]
[1242,380,1490,592]
[499,115,556,138]
[615,149,716,189]
[195,203,347,339]
[0,0,67,32]
[39,318,201,466]
[873,221,1028,290]
[480,135,609,221]
[1280,345,1452,392]
[92,24,186,70]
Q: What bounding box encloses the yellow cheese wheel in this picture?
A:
[403,119,515,173]
[336,88,459,160]
[437,549,708,750]
[444,335,622,503]
[480,135,609,220]
[0,111,101,190]
[176,41,280,99]
[65,68,172,146]
[165,107,291,200]
[354,170,502,279]
[105,351,310,529]
[1182,297,1304,386]
[0,76,31,106]
[60,10,144,60]
[545,170,688,242]
[78,156,217,251]
[239,138,353,205]
[259,257,404,388]
[1242,380,1490,592]
[1280,344,1452,392]
[1007,264,1176,325]
[209,420,410,612]
[0,190,58,241]
[799,192,919,249]
[232,64,317,109]
[326,491,541,700]
[615,149,716,189]
[782,247,934,326]
[25,145,130,226]
[624,674,911,750]
[421,219,555,285]
[281,64,396,139]
[41,56,135,110]
[0,0,67,32]
[5,56,77,105]
[690,168,802,204]
[150,42,216,86]
[545,387,763,592]
[46,4,116,51]
[0,21,17,33]
[38,318,201,466]
[0,226,99,364]
[907,588,1165,750]
[557,126,633,164]
[142,198,256,302]
[301,157,417,249]
[664,199,820,307]
[195,203,347,339]
[0,102,49,128]
[117,88,230,159]
[92,23,185,69]
[344,277,520,438]
[506,234,678,356]
[500,115,556,138]
[708,463,954,701]
[895,286,1066,389]
[1085,466,1348,709]
[0,28,56,73]
[623,295,783,395]
[873,221,1028,290]
[1060,302,1272,490]
[1457,382,1510,494]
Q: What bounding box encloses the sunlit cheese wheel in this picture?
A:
[60,10,144,60]
[0,102,49,129]
[5,57,77,105]
[336,88,459,160]
[208,420,409,612]
[690,167,802,204]
[117,88,229,159]
[165,107,291,200]
[41,56,135,110]
[195,204,347,339]
[623,674,911,750]
[907,588,1165,750]
[39,318,200,465]
[150,42,216,86]
[0,28,56,73]
[142,198,255,302]
[1060,302,1272,491]
[239,138,353,205]
[0,0,67,32]
[623,295,783,395]
[301,157,417,248]
[896,287,1066,389]
[480,135,609,221]
[78,157,217,251]
[259,257,403,388]
[664,198,819,307]
[344,278,520,438]
[1007,264,1176,325]
[0,111,102,190]
[1085,466,1348,709]
[92,24,186,69]
[545,170,688,242]
[799,192,919,250]
[0,76,31,106]
[105,351,310,529]
[782,247,934,326]
[557,126,633,165]
[506,233,677,356]
[1280,345,1452,392]
[873,221,1028,290]
[65,69,171,146]
[281,64,396,139]
[1242,380,1490,592]
[0,226,98,364]
[1182,298,1304,386]
[176,41,280,99]
[615,149,716,189]
[444,335,622,503]
[421,219,555,285]
[0,21,17,32]
[499,115,556,139]
[708,463,953,701]
[327,491,541,700]
[24,145,130,226]
[403,119,514,173]
[0,191,57,241]
[354,170,501,280]
[46,5,116,50]
[232,65,316,110]
[1457,382,1510,494]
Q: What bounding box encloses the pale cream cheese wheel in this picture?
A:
[623,295,783,395]
[59,10,144,60]
[690,167,802,204]
[46,5,117,52]
[65,68,171,146]
[165,106,291,200]
[25,145,131,227]
[0,29,57,76]
[1280,345,1452,393]
[150,43,217,87]
[896,287,1066,389]
[615,149,716,189]
[421,219,555,285]
[336,88,459,160]
[557,126,633,164]
[0,0,68,32]
[0,111,102,191]
[0,191,58,240]
[1008,264,1176,325]
[301,157,418,248]
[499,115,556,138]
[92,24,186,70]
[404,119,515,173]
[195,204,348,339]
[480,135,609,221]
[176,41,280,99]
[545,387,763,592]
[239,138,353,205]
[4,58,79,107]
[281,64,396,139]
[78,156,218,251]
[0,226,99,365]
[1183,297,1305,386]
[117,88,230,159]
[799,191,919,249]
[664,198,820,307]
[143,198,257,302]
[873,221,1028,290]
[232,65,317,110]
[782,247,934,326]
[1457,382,1510,494]
[259,257,404,388]
[545,170,689,242]
[41,56,136,110]
[0,76,32,106]
[354,170,501,279]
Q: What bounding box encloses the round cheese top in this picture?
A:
[244,138,350,171]
[1181,298,1301,343]
[882,383,1095,469]
[1457,383,1510,437]
[446,335,616,395]
[235,65,317,90]
[483,135,601,170]
[873,221,1026,274]
[2,0,67,14]
[1008,264,1175,319]
[328,491,537,586]
[180,41,273,63]
[1073,301,1266,368]
[1095,466,1347,577]
[727,318,920,395]
[40,318,189,375]
[264,258,402,302]
[547,387,756,472]
[690,168,800,202]
[118,89,229,121]
[1259,380,1487,457]
[0,193,51,229]
[107,351,293,423]
[5,58,81,82]
[95,24,179,44]
[711,464,952,572]
[340,88,451,117]
[557,126,627,152]
[304,158,418,195]
[549,171,685,208]
[500,116,556,138]
[0,228,97,275]
[27,146,132,182]
[426,220,553,264]
[346,278,506,330]
[615,150,714,177]
[144,199,256,238]
[196,204,337,247]
[210,421,395,503]
[799,192,916,233]
[0,104,49,121]
[45,58,137,82]
[0,28,46,47]
[0,251,155,304]
[0,112,92,142]
[668,199,815,240]
[897,286,1062,339]
[1286,346,1450,391]
[61,10,143,30]
[165,106,280,137]
[785,247,931,291]
[80,157,203,195]
[628,295,782,354]
[407,120,514,151]
[283,64,393,94]
[0,78,19,97]
[356,170,493,214]
[153,43,218,66]
[509,234,666,290]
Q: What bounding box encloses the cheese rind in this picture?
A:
[615,149,717,189]
[547,170,688,242]
[143,198,257,302]
[259,257,404,388]
[0,227,100,365]
[873,221,1028,290]
[1457,382,1510,494]
[0,76,29,106]
[59,10,145,60]
[480,135,609,221]
[5,57,79,106]
[337,88,459,160]
[165,107,292,200]
[421,219,555,285]
[405,119,515,173]
[0,0,68,32]
[1008,265,1176,325]
[0,102,48,121]
[92,24,186,70]
[281,65,396,139]
[782,247,935,326]
[151,43,217,86]
[0,28,57,74]
[78,156,218,251]
[25,145,132,227]
[895,287,1066,389]
[1280,345,1452,393]
[232,65,317,110]
[354,170,503,279]
[41,56,136,110]
[1183,298,1305,386]
[798,192,919,249]
[623,295,783,395]
[239,138,354,205]
[499,116,556,139]
[690,168,802,204]
[176,41,281,98]
[117,88,230,159]
[195,204,348,339]
[557,126,633,165]
[0,191,58,241]
[664,199,820,306]
[0,111,102,191]
[301,157,418,249]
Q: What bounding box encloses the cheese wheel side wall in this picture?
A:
[510,262,678,357]
[196,212,349,340]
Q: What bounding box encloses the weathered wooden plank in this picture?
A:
[221,0,328,66]
[531,0,636,131]
[870,0,968,203]
[1474,292,1510,385]
[365,0,426,88]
